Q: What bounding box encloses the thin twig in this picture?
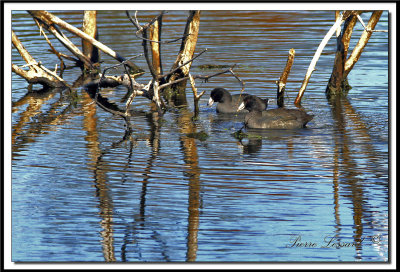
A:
[357,14,388,33]
[126,10,190,44]
[159,48,208,79]
[33,18,65,70]
[194,64,237,82]
[158,76,190,90]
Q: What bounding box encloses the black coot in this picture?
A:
[238,95,313,129]
[208,88,268,114]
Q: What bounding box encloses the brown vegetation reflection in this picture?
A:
[329,95,388,258]
[82,89,117,262]
[12,87,75,159]
[176,108,201,262]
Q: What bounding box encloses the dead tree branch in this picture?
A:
[12,31,68,88]
[344,11,383,77]
[28,10,143,73]
[33,17,66,72]
[164,11,201,106]
[276,48,295,107]
[295,11,360,105]
[82,10,99,68]
[189,73,206,117]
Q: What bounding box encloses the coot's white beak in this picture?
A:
[238,102,245,111]
[207,97,214,106]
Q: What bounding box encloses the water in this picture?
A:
[11,10,389,262]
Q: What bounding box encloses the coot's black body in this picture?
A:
[208,88,268,114]
[238,95,313,129]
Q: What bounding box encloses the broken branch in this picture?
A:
[276,48,295,107]
[28,10,143,73]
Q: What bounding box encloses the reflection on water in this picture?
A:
[11,10,389,262]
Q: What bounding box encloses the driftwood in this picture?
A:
[29,11,93,69]
[32,17,67,73]
[28,10,143,74]
[12,31,68,88]
[276,48,295,107]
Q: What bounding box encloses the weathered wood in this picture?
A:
[29,12,93,68]
[326,14,358,97]
[12,31,67,88]
[295,11,361,105]
[189,73,205,117]
[344,11,383,77]
[164,11,201,106]
[276,48,295,107]
[28,10,143,73]
[32,17,66,72]
[326,11,382,97]
[149,18,163,75]
[294,12,346,105]
[82,11,99,66]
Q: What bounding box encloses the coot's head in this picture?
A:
[208,88,229,106]
[238,95,268,112]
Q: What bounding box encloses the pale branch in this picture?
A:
[189,73,206,101]
[30,14,93,68]
[150,18,163,76]
[37,62,71,88]
[29,10,143,73]
[12,31,67,88]
[126,11,190,44]
[127,10,141,31]
[294,11,346,105]
[344,11,384,77]
[228,68,245,94]
[356,13,387,33]
[151,80,164,113]
[158,76,190,90]
[189,73,206,116]
[82,10,99,65]
[33,17,66,70]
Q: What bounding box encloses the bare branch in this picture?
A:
[159,48,207,79]
[33,17,66,71]
[294,11,346,105]
[194,64,237,82]
[356,13,387,33]
[344,11,384,77]
[126,10,190,44]
[29,10,143,73]
[276,48,295,107]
